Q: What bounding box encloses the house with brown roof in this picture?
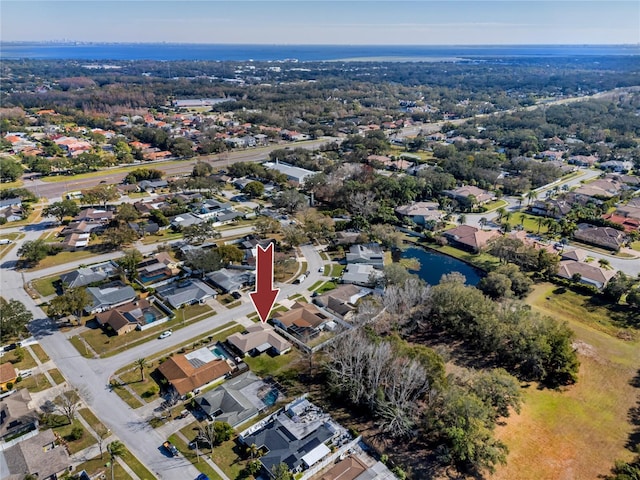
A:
[95,297,170,335]
[444,185,495,206]
[602,213,640,233]
[395,201,442,226]
[0,429,71,480]
[0,389,38,441]
[272,302,332,342]
[0,363,18,391]
[443,225,501,253]
[226,323,292,357]
[158,348,232,396]
[557,260,616,290]
[313,284,371,318]
[573,223,627,251]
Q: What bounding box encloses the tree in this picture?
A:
[102,225,138,248]
[17,239,50,264]
[192,161,214,177]
[243,181,265,198]
[478,272,512,300]
[0,298,33,343]
[54,389,81,424]
[479,217,488,230]
[185,249,222,276]
[216,244,244,264]
[282,224,307,248]
[49,287,91,319]
[603,272,636,303]
[627,288,640,309]
[116,249,143,281]
[95,424,110,460]
[107,440,126,480]
[271,463,293,480]
[182,220,220,245]
[149,209,169,227]
[0,158,24,182]
[254,216,281,237]
[246,443,260,460]
[43,199,79,222]
[82,184,119,207]
[273,189,307,214]
[383,263,412,286]
[115,203,140,223]
[470,368,522,419]
[457,214,467,225]
[135,358,147,382]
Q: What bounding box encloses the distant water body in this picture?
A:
[1,43,638,62]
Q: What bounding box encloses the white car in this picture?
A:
[158,330,172,339]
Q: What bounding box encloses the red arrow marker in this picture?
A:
[249,243,280,323]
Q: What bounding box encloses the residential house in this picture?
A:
[59,261,118,288]
[561,249,588,262]
[573,178,624,199]
[239,397,344,476]
[0,429,71,480]
[341,264,382,287]
[598,160,633,173]
[95,297,170,335]
[313,284,371,318]
[156,279,216,309]
[136,252,180,287]
[170,213,203,230]
[194,371,279,426]
[128,220,161,237]
[60,233,91,251]
[568,155,598,167]
[85,283,137,314]
[395,201,442,226]
[573,223,627,251]
[139,179,169,193]
[206,268,255,294]
[226,323,292,357]
[263,161,316,185]
[272,302,332,342]
[0,389,38,441]
[602,213,640,233]
[76,208,114,223]
[444,185,495,206]
[0,198,23,222]
[317,455,396,480]
[334,231,361,246]
[529,199,572,219]
[443,225,501,253]
[346,243,384,269]
[557,260,616,290]
[195,199,243,225]
[157,348,232,396]
[0,363,18,391]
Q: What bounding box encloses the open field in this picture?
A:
[505,211,551,235]
[493,283,639,480]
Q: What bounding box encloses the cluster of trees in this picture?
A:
[423,273,579,386]
[0,297,33,342]
[325,327,522,475]
[487,236,560,277]
[0,157,23,182]
[123,167,163,184]
[17,239,62,265]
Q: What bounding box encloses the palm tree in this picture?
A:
[536,217,545,234]
[479,217,488,230]
[496,207,506,222]
[457,214,467,226]
[246,443,260,460]
[527,190,538,206]
[504,211,512,223]
[135,358,147,382]
[107,440,126,480]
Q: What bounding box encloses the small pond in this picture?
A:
[400,246,483,286]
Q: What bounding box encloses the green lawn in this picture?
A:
[631,241,640,252]
[328,264,345,277]
[51,418,97,454]
[494,283,640,479]
[168,433,223,480]
[69,335,94,359]
[141,230,184,245]
[30,343,50,363]
[31,275,60,297]
[73,454,133,480]
[313,281,337,294]
[48,368,65,385]
[2,348,37,370]
[121,446,157,480]
[17,373,52,392]
[482,199,509,212]
[244,350,300,378]
[110,382,144,409]
[32,249,103,270]
[0,232,23,260]
[308,280,323,291]
[79,408,107,433]
[506,211,551,235]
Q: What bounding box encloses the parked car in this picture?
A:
[158,330,172,339]
[163,440,179,457]
[195,474,210,480]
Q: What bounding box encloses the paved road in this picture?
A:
[23,138,338,201]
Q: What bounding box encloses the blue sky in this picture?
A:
[2,1,639,44]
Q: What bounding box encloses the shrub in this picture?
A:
[6,382,13,390]
[68,425,84,441]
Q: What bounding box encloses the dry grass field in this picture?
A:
[492,283,638,480]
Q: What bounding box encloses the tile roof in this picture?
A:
[158,354,232,396]
[0,363,17,384]
[227,323,292,355]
